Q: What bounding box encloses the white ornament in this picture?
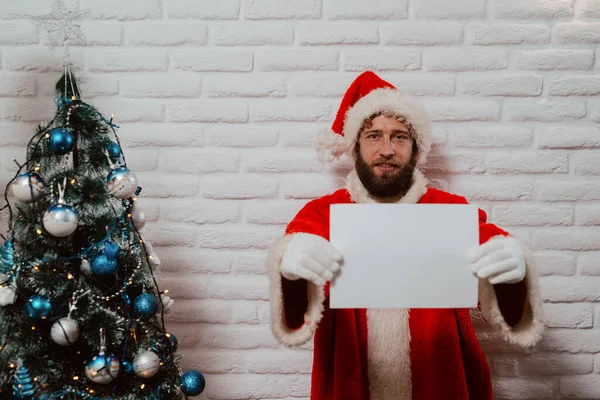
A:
[50,316,80,346]
[133,350,160,378]
[130,205,146,230]
[0,275,16,307]
[11,173,45,203]
[160,295,174,314]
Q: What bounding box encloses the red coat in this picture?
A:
[267,170,545,400]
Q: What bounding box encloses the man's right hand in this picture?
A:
[280,233,343,286]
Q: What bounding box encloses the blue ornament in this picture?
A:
[106,141,121,159]
[133,293,158,318]
[42,204,78,237]
[181,370,205,396]
[166,332,178,351]
[90,254,117,276]
[11,361,35,399]
[107,167,138,199]
[25,295,51,321]
[85,352,120,384]
[103,242,120,260]
[0,239,14,275]
[121,360,134,374]
[48,128,74,155]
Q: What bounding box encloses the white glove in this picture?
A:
[280,233,343,286]
[469,236,526,285]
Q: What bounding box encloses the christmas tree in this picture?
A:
[0,68,206,399]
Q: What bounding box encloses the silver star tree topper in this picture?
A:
[30,0,90,49]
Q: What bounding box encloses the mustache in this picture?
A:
[372,159,402,167]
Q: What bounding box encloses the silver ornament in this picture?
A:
[80,259,91,275]
[106,167,138,199]
[0,274,16,307]
[130,205,146,230]
[11,173,45,203]
[133,350,160,378]
[50,317,80,346]
[85,352,120,384]
[42,204,78,237]
[160,295,174,314]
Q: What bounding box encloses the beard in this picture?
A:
[355,151,417,199]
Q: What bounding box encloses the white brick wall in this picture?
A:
[1,0,599,398]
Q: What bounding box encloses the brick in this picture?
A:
[169,101,248,123]
[160,149,239,173]
[532,251,577,276]
[492,0,573,19]
[505,98,585,122]
[128,22,208,45]
[4,49,83,72]
[534,228,600,251]
[467,23,550,45]
[216,24,293,46]
[179,349,246,373]
[84,99,165,122]
[243,200,305,225]
[88,49,168,72]
[491,357,517,376]
[576,0,600,18]
[0,22,38,44]
[122,148,158,171]
[200,176,278,199]
[561,376,600,398]
[288,74,355,97]
[0,0,76,18]
[492,378,555,399]
[76,23,122,46]
[326,0,408,19]
[542,277,600,302]
[299,24,378,45]
[173,50,253,72]
[540,327,600,352]
[422,99,500,122]
[166,0,240,19]
[244,150,322,173]
[3,99,64,122]
[577,206,600,226]
[247,349,312,374]
[232,251,269,274]
[282,175,344,199]
[458,74,542,96]
[378,73,455,96]
[162,199,238,224]
[431,125,449,146]
[122,75,201,98]
[142,224,196,247]
[414,0,484,19]
[547,76,600,96]
[493,205,573,226]
[207,125,279,147]
[486,152,568,174]
[423,153,485,174]
[537,127,600,149]
[250,101,332,122]
[543,303,593,328]
[117,123,203,147]
[169,273,269,299]
[280,124,320,147]
[448,125,532,148]
[344,49,421,71]
[204,75,285,98]
[579,251,600,275]
[587,99,600,122]
[75,75,119,98]
[556,22,600,44]
[198,226,279,250]
[82,0,162,20]
[537,181,600,201]
[518,353,593,375]
[244,0,321,20]
[157,248,232,273]
[574,152,600,175]
[204,374,310,398]
[135,172,199,198]
[257,50,338,71]
[0,73,35,96]
[167,300,258,324]
[382,22,462,46]
[168,323,279,349]
[514,49,594,70]
[450,179,534,201]
[424,49,507,71]
[0,122,36,145]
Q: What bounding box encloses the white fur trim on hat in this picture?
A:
[341,88,432,165]
[315,126,348,164]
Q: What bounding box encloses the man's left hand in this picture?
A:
[468,236,526,285]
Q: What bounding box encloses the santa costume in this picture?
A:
[267,71,545,400]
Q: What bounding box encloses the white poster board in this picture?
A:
[329,204,479,309]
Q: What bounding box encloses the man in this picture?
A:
[267,71,544,399]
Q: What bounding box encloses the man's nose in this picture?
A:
[379,137,395,157]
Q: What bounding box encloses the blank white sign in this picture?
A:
[329,204,479,309]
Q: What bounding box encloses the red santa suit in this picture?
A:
[267,71,545,400]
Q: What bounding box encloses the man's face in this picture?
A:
[355,114,417,199]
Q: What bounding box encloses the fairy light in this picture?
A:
[73,376,79,381]
[31,326,36,330]
[36,229,42,235]
[67,273,73,279]
[9,362,15,368]
[71,179,76,185]
[140,384,145,390]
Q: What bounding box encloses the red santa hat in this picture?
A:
[315,71,431,166]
